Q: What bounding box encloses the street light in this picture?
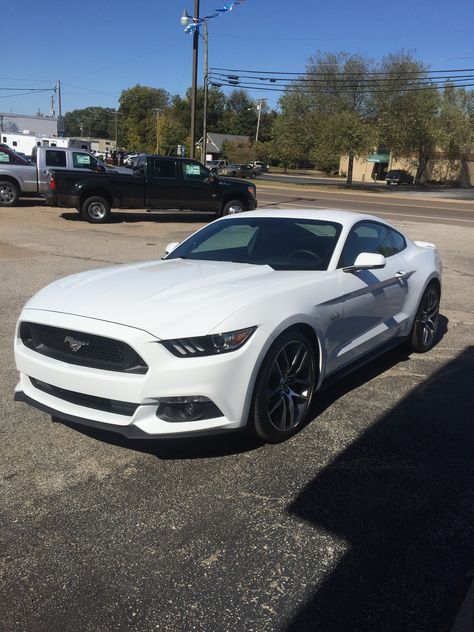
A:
[255,99,266,143]
[180,2,243,161]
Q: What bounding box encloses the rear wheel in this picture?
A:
[81,196,111,223]
[0,180,19,206]
[407,282,440,353]
[249,330,316,443]
[221,199,248,216]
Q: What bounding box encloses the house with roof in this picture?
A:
[197,132,251,160]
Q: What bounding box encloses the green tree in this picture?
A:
[119,85,170,152]
[270,90,313,170]
[376,53,440,183]
[304,52,376,184]
[156,115,187,155]
[64,107,115,139]
[221,140,254,163]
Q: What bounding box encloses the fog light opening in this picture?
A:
[156,396,223,422]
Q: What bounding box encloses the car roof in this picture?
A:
[223,208,396,229]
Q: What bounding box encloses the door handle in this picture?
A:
[395,270,406,277]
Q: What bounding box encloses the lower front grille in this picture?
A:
[20,322,148,374]
[30,377,139,417]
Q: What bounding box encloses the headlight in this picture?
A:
[160,326,256,358]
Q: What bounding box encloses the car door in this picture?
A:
[179,160,220,211]
[145,157,182,209]
[329,221,409,372]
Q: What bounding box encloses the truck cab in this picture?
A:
[0,146,111,206]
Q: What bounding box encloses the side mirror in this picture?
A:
[343,252,386,273]
[164,242,180,255]
[95,163,106,173]
[206,175,216,184]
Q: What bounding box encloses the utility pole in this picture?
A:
[190,0,200,158]
[202,20,208,164]
[113,111,121,149]
[154,109,160,154]
[56,80,64,138]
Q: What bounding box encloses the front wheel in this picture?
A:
[0,180,19,206]
[407,282,440,353]
[221,199,248,216]
[249,330,316,443]
[81,196,111,223]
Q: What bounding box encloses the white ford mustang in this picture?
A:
[14,209,442,443]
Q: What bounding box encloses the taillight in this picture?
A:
[49,175,56,191]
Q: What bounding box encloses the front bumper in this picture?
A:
[14,309,265,438]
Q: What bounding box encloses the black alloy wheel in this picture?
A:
[250,329,316,443]
[408,282,440,353]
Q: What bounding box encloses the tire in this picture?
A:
[0,180,19,207]
[249,329,317,443]
[81,196,111,223]
[221,199,248,216]
[407,282,440,353]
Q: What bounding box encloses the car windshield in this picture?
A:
[166,217,342,271]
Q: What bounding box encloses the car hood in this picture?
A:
[24,259,292,338]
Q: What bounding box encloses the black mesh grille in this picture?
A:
[30,377,138,416]
[20,322,148,374]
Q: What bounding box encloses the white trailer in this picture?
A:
[0,132,90,157]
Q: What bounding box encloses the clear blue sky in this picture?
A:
[1,0,473,116]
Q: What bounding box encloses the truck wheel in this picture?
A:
[221,199,248,216]
[0,180,19,207]
[81,196,111,223]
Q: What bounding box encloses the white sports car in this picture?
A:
[14,210,442,443]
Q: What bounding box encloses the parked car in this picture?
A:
[251,160,268,173]
[123,153,138,167]
[0,145,111,207]
[46,154,257,223]
[206,159,229,174]
[219,164,259,178]
[14,209,441,443]
[386,169,414,186]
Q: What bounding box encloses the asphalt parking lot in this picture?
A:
[1,200,473,632]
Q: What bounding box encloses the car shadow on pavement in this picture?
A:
[60,211,215,224]
[57,420,264,459]
[284,343,474,631]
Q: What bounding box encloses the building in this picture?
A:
[197,133,251,161]
[340,150,474,186]
[0,112,58,137]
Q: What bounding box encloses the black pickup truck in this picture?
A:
[46,154,257,223]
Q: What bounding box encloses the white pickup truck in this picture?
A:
[0,145,111,207]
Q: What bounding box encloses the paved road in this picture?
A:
[260,173,474,201]
[257,184,474,226]
[1,201,473,632]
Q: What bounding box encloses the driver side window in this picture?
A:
[182,161,209,183]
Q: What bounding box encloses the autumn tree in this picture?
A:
[119,85,169,152]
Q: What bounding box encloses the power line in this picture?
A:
[211,65,474,76]
[209,77,474,94]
